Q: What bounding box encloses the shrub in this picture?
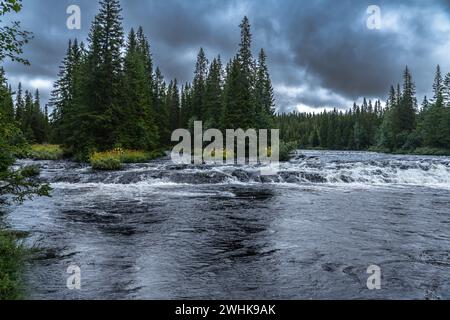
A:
[89,149,163,170]
[413,147,450,156]
[279,141,299,161]
[120,150,151,163]
[26,144,64,160]
[0,230,28,300]
[90,150,123,171]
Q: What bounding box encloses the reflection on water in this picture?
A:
[3,150,450,299]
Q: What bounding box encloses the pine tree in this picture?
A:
[235,16,256,129]
[255,48,275,129]
[120,28,158,150]
[167,79,180,132]
[180,82,192,128]
[153,67,170,146]
[14,82,24,123]
[191,48,208,121]
[443,72,450,107]
[50,39,83,144]
[204,57,223,128]
[399,66,417,133]
[420,65,448,148]
[0,68,14,121]
[221,57,241,129]
[432,65,444,107]
[83,0,125,152]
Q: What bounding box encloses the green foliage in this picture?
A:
[412,147,450,156]
[89,149,160,170]
[120,28,159,151]
[279,141,299,161]
[277,101,384,151]
[120,150,151,163]
[24,144,64,160]
[0,230,28,300]
[50,9,277,159]
[90,152,123,171]
[0,0,33,65]
[1,92,51,206]
[279,65,450,155]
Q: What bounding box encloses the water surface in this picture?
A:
[3,150,450,299]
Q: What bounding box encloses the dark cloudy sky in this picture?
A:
[3,0,450,113]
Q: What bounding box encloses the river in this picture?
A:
[2,150,450,299]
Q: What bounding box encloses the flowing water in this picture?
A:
[2,150,450,299]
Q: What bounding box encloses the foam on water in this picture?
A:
[16,150,450,190]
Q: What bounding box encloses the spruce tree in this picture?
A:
[235,16,256,129]
[167,79,180,132]
[84,0,125,152]
[120,28,158,150]
[14,82,24,123]
[191,48,208,121]
[204,57,223,128]
[432,65,444,107]
[255,48,275,129]
[0,68,14,121]
[153,67,170,146]
[50,39,83,144]
[399,66,417,133]
[443,72,450,107]
[180,82,192,128]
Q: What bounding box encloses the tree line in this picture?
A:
[277,66,450,153]
[49,0,275,160]
[1,0,50,206]
[0,72,50,145]
[3,0,450,163]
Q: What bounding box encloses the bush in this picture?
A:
[120,150,151,163]
[279,141,299,161]
[90,150,123,171]
[401,131,422,151]
[0,230,28,300]
[413,147,450,156]
[24,144,64,160]
[89,148,163,170]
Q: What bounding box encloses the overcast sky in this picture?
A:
[3,0,450,113]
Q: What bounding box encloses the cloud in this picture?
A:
[2,0,450,113]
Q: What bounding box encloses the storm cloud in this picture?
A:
[2,0,450,113]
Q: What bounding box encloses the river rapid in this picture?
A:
[2,150,450,299]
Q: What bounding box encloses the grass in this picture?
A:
[411,147,450,156]
[0,229,28,300]
[90,150,124,171]
[120,150,152,163]
[90,148,163,170]
[368,146,450,156]
[15,144,64,160]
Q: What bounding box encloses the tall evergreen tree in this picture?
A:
[120,28,158,150]
[14,81,24,123]
[191,48,208,121]
[255,48,275,129]
[180,82,192,127]
[432,65,444,107]
[0,68,14,121]
[50,39,83,144]
[153,67,170,146]
[82,0,125,152]
[443,72,450,107]
[204,57,223,128]
[399,66,417,133]
[235,16,256,129]
[167,79,180,132]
